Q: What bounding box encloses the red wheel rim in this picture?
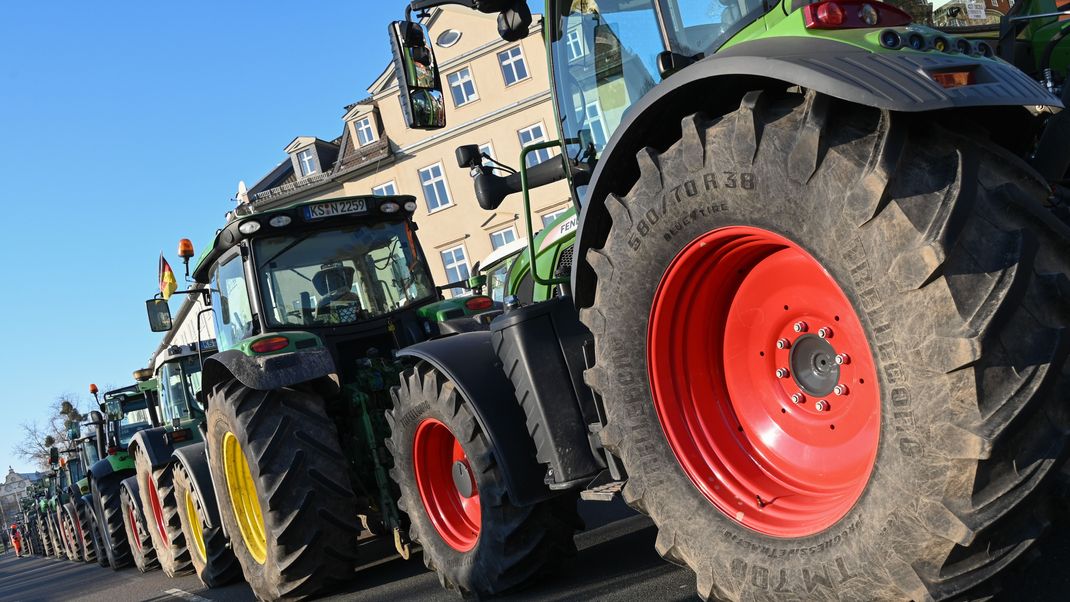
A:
[127,503,142,551]
[145,476,169,545]
[648,226,880,537]
[413,418,480,551]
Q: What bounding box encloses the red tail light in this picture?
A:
[250,336,289,353]
[465,296,494,311]
[107,446,118,455]
[803,1,911,29]
[169,428,193,443]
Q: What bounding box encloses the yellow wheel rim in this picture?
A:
[222,432,267,564]
[185,490,207,563]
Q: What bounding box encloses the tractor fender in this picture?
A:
[172,442,222,530]
[127,427,174,471]
[201,347,336,395]
[570,36,1062,307]
[87,457,115,482]
[119,476,141,512]
[398,332,554,507]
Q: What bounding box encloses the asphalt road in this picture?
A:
[1,498,1067,602]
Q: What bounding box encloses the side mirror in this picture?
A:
[497,2,532,42]
[48,447,59,467]
[146,298,173,332]
[389,20,446,130]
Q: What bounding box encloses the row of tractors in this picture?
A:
[11,1,1070,600]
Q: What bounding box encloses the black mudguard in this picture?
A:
[128,427,173,470]
[172,443,222,530]
[87,457,116,482]
[120,476,141,510]
[398,332,553,506]
[570,36,1062,306]
[201,347,336,395]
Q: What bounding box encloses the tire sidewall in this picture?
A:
[173,463,209,578]
[133,448,177,573]
[595,117,955,599]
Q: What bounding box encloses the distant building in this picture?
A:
[242,7,572,293]
[0,467,44,525]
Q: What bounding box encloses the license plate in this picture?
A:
[304,198,368,220]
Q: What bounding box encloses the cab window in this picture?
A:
[211,254,255,350]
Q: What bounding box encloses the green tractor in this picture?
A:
[59,414,111,566]
[384,0,1070,599]
[142,192,530,599]
[19,491,46,557]
[126,338,243,587]
[86,378,161,572]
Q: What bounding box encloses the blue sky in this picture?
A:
[0,0,406,472]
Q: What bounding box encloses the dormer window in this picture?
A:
[354,116,377,147]
[297,149,317,176]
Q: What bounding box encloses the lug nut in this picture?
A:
[833,384,849,396]
[776,338,791,350]
[835,354,850,365]
[776,368,789,379]
[793,321,808,333]
[818,327,833,339]
[791,393,804,404]
[815,400,830,412]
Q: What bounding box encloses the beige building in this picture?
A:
[242,7,571,292]
[0,467,43,526]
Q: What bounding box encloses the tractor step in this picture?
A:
[580,480,624,502]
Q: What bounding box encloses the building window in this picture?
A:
[419,162,452,212]
[542,208,569,228]
[518,123,552,168]
[354,116,377,146]
[585,101,608,148]
[497,45,529,86]
[372,181,397,196]
[490,226,518,250]
[440,245,470,297]
[436,29,462,48]
[297,149,317,177]
[566,26,586,61]
[446,67,478,107]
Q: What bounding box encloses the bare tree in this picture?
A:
[11,393,92,470]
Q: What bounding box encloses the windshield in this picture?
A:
[887,0,1016,29]
[253,221,435,328]
[551,0,765,162]
[119,409,151,447]
[158,355,205,425]
[486,253,522,302]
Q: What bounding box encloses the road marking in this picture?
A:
[165,588,211,601]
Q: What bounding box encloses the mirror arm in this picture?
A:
[407,0,478,18]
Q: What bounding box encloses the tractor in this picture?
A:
[86,379,160,572]
[383,1,1070,600]
[141,192,523,599]
[126,337,244,587]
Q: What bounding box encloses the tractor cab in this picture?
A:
[152,339,217,439]
[101,385,155,449]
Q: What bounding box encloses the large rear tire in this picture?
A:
[206,379,359,600]
[84,502,108,567]
[133,449,193,577]
[60,502,83,562]
[581,90,1070,600]
[120,480,160,573]
[173,459,242,588]
[73,500,98,564]
[35,512,53,557]
[46,511,63,559]
[387,362,582,596]
[92,473,133,570]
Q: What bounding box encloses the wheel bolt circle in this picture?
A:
[776,338,791,350]
[776,368,789,379]
[835,353,850,365]
[834,384,849,396]
[815,400,830,412]
[818,327,833,339]
[791,393,804,404]
[793,321,808,333]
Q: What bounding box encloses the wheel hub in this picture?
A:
[452,461,474,498]
[789,334,839,397]
[222,431,267,565]
[647,226,881,537]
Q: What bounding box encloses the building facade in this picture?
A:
[242,7,573,293]
[0,468,43,525]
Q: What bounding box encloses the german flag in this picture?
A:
[159,253,178,300]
